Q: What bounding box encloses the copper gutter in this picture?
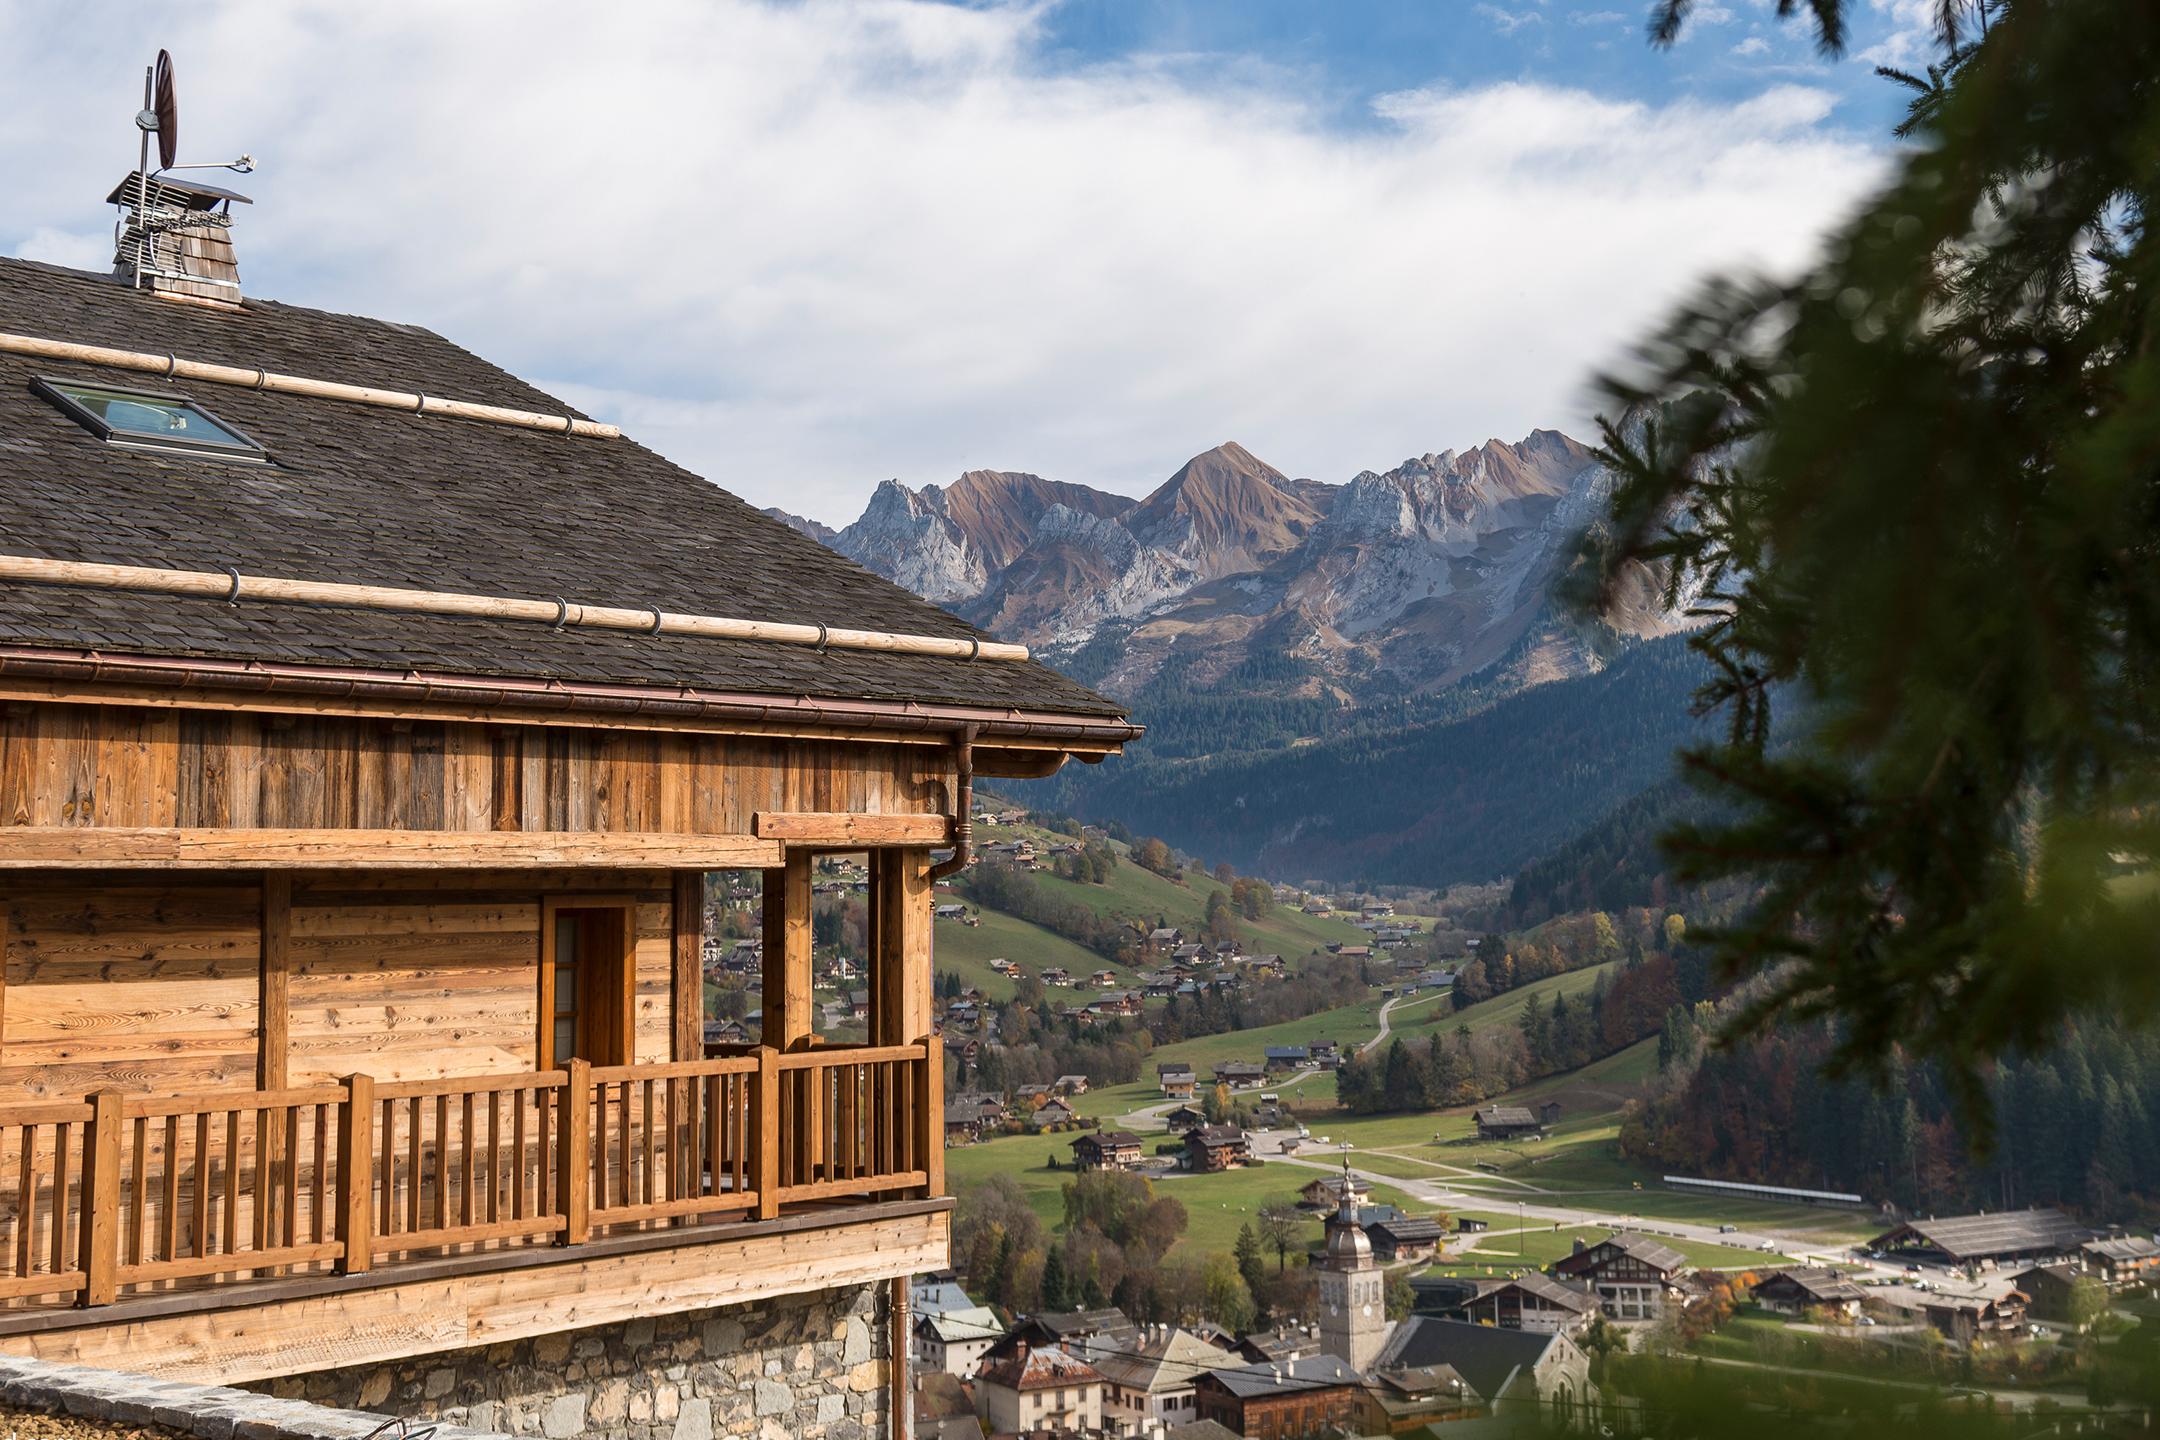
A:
[0,646,1142,747]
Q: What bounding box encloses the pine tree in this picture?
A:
[1235,1223,1266,1300]
[1040,1245,1071,1313]
[1592,0,2160,1136]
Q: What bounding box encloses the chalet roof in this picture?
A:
[1560,1231,1688,1276]
[1873,1207,2091,1261]
[1089,1328,1231,1394]
[1367,1216,1446,1244]
[1198,1353,1363,1400]
[1468,1273,1595,1312]
[2081,1235,2160,1263]
[975,1342,1103,1392]
[1074,1130,1142,1150]
[1754,1268,1867,1304]
[1263,1046,1309,1060]
[1374,1317,1561,1403]
[1025,1308,1137,1343]
[914,1305,1003,1345]
[1473,1105,1538,1127]
[1157,1062,1196,1077]
[1212,1062,1265,1077]
[0,257,1126,724]
[1190,1125,1246,1149]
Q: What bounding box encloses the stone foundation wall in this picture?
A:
[254,1284,891,1440]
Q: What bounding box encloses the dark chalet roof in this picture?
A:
[1872,1207,2092,1261]
[0,257,1126,724]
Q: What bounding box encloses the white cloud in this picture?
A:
[1476,4,1547,36]
[0,1,1886,524]
[1732,35,1773,56]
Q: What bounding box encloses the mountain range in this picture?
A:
[772,431,1699,884]
[780,431,1678,704]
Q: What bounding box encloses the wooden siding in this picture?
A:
[0,703,948,837]
[0,872,684,1103]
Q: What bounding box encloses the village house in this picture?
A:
[912,1303,1002,1379]
[1749,1268,1867,1319]
[1092,1325,1233,1435]
[1365,1215,1447,1264]
[0,192,1137,1429]
[1299,1173,1371,1213]
[1147,927,1184,948]
[1040,966,1073,987]
[1029,1098,1078,1132]
[1089,968,1120,988]
[1157,1063,1197,1099]
[1445,1275,1598,1334]
[1184,1125,1251,1173]
[1550,1233,1695,1321]
[2013,1264,2100,1328]
[1869,1207,2093,1271]
[1068,1130,1144,1173]
[1191,1354,1366,1440]
[1163,1105,1208,1134]
[1869,1278,2030,1343]
[1053,1074,1090,1096]
[1367,1319,1594,1433]
[2079,1234,2160,1286]
[1263,1045,1309,1073]
[1212,1061,1267,1090]
[1473,1101,1563,1140]
[972,1340,1105,1435]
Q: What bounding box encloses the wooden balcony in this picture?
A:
[0,1040,946,1380]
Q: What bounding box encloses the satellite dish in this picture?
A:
[152,50,178,169]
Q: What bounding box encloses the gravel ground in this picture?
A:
[0,1411,181,1440]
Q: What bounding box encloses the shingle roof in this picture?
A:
[1754,1268,1867,1304]
[1089,1328,1231,1394]
[0,257,1124,721]
[1199,1354,1363,1399]
[1473,1105,1538,1127]
[976,1343,1103,1392]
[1374,1317,1560,1403]
[1563,1231,1689,1276]
[1875,1208,2091,1261]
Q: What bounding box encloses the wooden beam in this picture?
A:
[760,854,813,1051]
[672,871,704,1061]
[751,812,950,846]
[0,1206,949,1383]
[0,828,784,871]
[258,875,291,1091]
[335,1073,373,1276]
[875,849,934,1047]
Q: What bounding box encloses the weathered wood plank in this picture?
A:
[0,829,783,871]
[751,812,950,845]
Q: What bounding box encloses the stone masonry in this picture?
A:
[253,1284,891,1440]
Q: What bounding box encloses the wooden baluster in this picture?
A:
[662,1078,677,1206]
[642,1080,656,1206]
[13,1127,32,1279]
[754,1048,780,1220]
[558,1059,591,1245]
[378,1099,396,1238]
[311,1103,329,1246]
[513,1089,529,1222]
[459,1091,476,1229]
[591,1081,609,1215]
[251,1107,270,1256]
[618,1079,633,1212]
[78,1092,119,1305]
[406,1098,422,1235]
[703,1076,721,1208]
[161,1115,179,1265]
[433,1094,450,1236]
[49,1121,70,1279]
[221,1111,240,1257]
[281,1106,300,1252]
[191,1113,211,1260]
[127,1114,147,1269]
[338,1073,374,1275]
[486,1091,502,1224]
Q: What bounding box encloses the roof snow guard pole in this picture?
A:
[0,555,1031,663]
[0,330,620,439]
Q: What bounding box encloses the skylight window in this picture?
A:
[34,377,267,463]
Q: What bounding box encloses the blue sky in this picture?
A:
[0,1,1924,521]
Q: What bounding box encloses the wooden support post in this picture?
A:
[79,1090,121,1306]
[889,1274,913,1440]
[559,1058,592,1245]
[875,850,934,1048]
[672,870,705,1061]
[336,1072,374,1275]
[753,1046,781,1221]
[760,854,814,1049]
[920,1035,944,1200]
[258,874,292,1089]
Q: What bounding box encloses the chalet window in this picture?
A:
[540,898,637,1068]
[33,377,268,462]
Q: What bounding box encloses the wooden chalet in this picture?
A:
[1447,1274,1596,1334]
[1550,1232,1693,1320]
[1068,1130,1143,1173]
[1471,1101,1561,1140]
[0,243,1136,1391]
[1749,1268,1866,1319]
[1184,1125,1249,1173]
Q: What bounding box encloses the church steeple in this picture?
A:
[1318,1153,1386,1372]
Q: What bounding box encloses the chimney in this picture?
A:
[109,171,249,309]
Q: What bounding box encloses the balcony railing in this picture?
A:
[0,1038,942,1311]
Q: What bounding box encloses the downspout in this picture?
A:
[927,723,978,882]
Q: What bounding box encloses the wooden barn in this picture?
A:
[0,228,1134,1400]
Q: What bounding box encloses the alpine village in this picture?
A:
[2,15,2159,1440]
